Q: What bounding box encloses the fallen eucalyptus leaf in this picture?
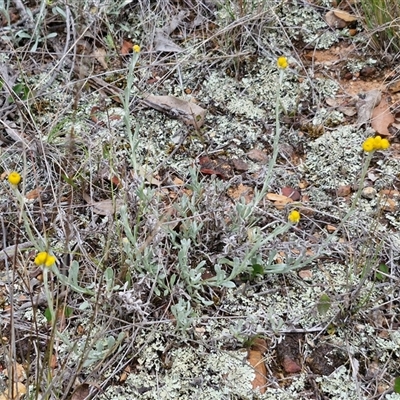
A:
[82,192,124,215]
[356,90,382,126]
[371,97,394,136]
[142,94,207,127]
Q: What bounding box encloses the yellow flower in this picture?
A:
[288,210,300,224]
[133,44,140,53]
[34,251,56,267]
[277,56,288,69]
[373,135,383,149]
[8,171,21,185]
[380,138,390,149]
[362,137,375,152]
[362,136,390,152]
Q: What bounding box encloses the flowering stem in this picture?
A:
[265,68,285,185]
[43,268,55,322]
[252,68,285,206]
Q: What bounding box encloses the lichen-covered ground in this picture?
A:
[0,0,400,399]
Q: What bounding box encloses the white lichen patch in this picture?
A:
[101,346,256,399]
[303,125,365,190]
[315,366,359,399]
[226,98,267,120]
[312,108,345,126]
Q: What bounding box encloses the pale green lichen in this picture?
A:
[345,57,378,74]
[315,366,359,398]
[303,125,365,189]
[312,108,345,126]
[385,394,400,400]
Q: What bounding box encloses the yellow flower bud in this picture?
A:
[362,136,390,152]
[362,137,375,152]
[8,171,21,185]
[288,210,300,224]
[34,251,56,267]
[373,135,383,149]
[380,138,390,150]
[277,56,288,69]
[133,44,140,53]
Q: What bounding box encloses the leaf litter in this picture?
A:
[0,0,400,399]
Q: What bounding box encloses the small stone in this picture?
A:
[281,186,301,201]
[360,66,376,77]
[282,355,301,373]
[362,187,376,199]
[232,158,249,172]
[337,185,352,197]
[382,198,397,212]
[326,224,337,233]
[247,148,268,163]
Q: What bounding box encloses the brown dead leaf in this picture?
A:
[266,193,293,210]
[325,11,347,28]
[82,192,124,216]
[91,199,123,215]
[247,339,267,394]
[247,148,268,163]
[325,9,357,29]
[227,184,253,203]
[379,189,400,197]
[120,365,131,383]
[199,156,233,180]
[153,11,187,52]
[381,197,398,212]
[298,269,313,280]
[121,39,133,55]
[356,90,382,126]
[266,193,291,202]
[326,224,337,233]
[371,97,395,136]
[25,187,42,200]
[332,9,358,22]
[275,199,293,210]
[142,94,207,127]
[71,384,91,400]
[172,177,184,186]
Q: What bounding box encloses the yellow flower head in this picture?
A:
[362,137,375,152]
[34,251,56,267]
[373,135,383,149]
[380,138,390,149]
[277,56,289,69]
[133,44,140,53]
[288,210,300,224]
[362,136,390,152]
[8,171,21,186]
